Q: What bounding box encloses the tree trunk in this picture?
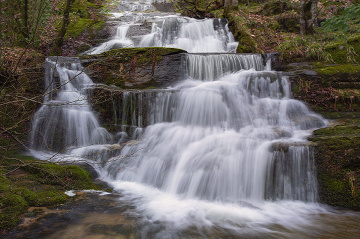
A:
[24,0,28,34]
[50,0,75,55]
[300,0,318,35]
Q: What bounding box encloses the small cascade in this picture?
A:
[185,53,270,80]
[139,17,237,53]
[109,90,179,142]
[87,25,134,55]
[265,146,318,201]
[88,15,238,54]
[29,58,112,152]
[105,65,325,203]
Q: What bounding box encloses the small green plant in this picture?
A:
[299,79,312,92]
[307,43,334,62]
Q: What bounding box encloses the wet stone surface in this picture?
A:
[4,191,137,239]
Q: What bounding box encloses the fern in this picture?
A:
[322,4,360,33]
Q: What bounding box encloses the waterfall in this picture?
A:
[104,58,325,203]
[138,17,237,53]
[86,25,134,55]
[185,53,271,80]
[88,16,238,54]
[28,0,333,235]
[29,58,112,152]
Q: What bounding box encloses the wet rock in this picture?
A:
[152,2,175,12]
[81,47,187,89]
[309,125,360,209]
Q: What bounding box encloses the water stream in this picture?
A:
[28,0,360,238]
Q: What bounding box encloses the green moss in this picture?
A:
[13,187,39,206]
[310,123,360,209]
[227,17,256,53]
[319,112,360,120]
[325,177,345,193]
[0,136,103,230]
[0,174,11,192]
[66,19,105,38]
[236,33,257,53]
[0,194,29,229]
[24,162,97,189]
[100,47,186,59]
[37,188,69,206]
[313,125,360,137]
[81,47,187,88]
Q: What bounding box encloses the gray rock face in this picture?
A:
[124,53,185,88]
[152,3,175,12]
[80,48,187,89]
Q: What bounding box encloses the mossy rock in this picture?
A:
[36,188,69,206]
[310,125,360,209]
[81,47,186,89]
[0,194,29,229]
[13,187,39,206]
[313,125,360,137]
[66,19,105,39]
[24,163,96,189]
[276,11,300,33]
[316,64,360,75]
[236,33,257,53]
[227,19,256,53]
[0,138,103,231]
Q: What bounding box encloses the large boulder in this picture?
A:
[81,47,186,88]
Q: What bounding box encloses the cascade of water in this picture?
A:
[88,11,238,54]
[185,53,271,80]
[28,0,335,235]
[87,25,134,55]
[139,17,237,52]
[110,54,270,141]
[104,65,325,203]
[29,58,112,152]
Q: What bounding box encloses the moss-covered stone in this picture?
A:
[81,47,186,89]
[36,188,69,206]
[316,64,360,75]
[236,32,257,53]
[0,174,11,192]
[287,62,360,114]
[227,16,257,53]
[0,138,101,231]
[66,19,105,39]
[309,125,360,209]
[25,163,96,190]
[13,188,39,206]
[0,193,29,229]
[275,11,300,33]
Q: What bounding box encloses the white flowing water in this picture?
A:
[86,0,238,54]
[29,58,112,153]
[28,1,360,238]
[30,53,334,237]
